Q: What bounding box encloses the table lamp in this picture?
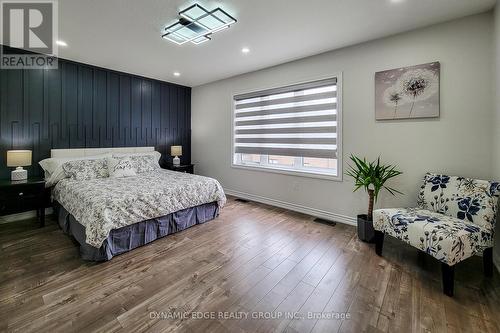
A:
[170,146,182,166]
[7,150,32,181]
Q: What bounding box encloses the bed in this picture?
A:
[44,147,226,261]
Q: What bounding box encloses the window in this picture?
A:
[232,77,341,180]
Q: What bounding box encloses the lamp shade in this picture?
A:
[170,146,182,157]
[7,150,32,167]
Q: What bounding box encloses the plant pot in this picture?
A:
[357,214,375,243]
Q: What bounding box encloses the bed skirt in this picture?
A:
[54,201,219,261]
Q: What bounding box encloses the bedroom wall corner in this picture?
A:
[493,4,500,270]
[191,13,494,228]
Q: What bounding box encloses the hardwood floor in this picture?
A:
[1,196,499,333]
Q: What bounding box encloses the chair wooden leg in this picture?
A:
[483,247,493,277]
[374,231,384,256]
[417,250,426,264]
[442,263,455,297]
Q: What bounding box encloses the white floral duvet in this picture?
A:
[53,169,226,248]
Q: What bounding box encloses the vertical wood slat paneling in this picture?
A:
[0,53,191,179]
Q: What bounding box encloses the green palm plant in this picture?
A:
[346,154,403,221]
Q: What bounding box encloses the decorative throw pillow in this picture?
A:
[129,155,159,173]
[62,159,109,181]
[107,157,137,178]
[112,151,161,161]
[113,154,159,173]
[39,153,110,186]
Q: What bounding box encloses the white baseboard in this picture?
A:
[0,208,53,224]
[224,188,356,227]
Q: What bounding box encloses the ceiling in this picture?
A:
[52,0,496,87]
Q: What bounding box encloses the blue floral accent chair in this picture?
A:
[373,173,500,296]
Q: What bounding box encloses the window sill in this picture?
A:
[231,163,343,181]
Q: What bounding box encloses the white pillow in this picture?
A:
[107,157,137,178]
[39,153,110,187]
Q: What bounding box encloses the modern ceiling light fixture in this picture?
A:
[162,4,236,45]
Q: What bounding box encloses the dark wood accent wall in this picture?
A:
[0,48,191,179]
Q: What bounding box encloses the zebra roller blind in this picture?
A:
[233,78,338,159]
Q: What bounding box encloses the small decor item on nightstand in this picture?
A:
[7,150,32,181]
[171,145,182,166]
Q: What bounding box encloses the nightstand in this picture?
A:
[0,178,46,227]
[164,164,195,174]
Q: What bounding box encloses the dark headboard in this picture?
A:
[0,46,191,179]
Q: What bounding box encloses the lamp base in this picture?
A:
[11,167,28,181]
[173,156,180,166]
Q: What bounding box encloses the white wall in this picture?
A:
[192,13,494,223]
[493,5,500,268]
[494,6,500,180]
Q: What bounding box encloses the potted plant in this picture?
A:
[346,155,402,243]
